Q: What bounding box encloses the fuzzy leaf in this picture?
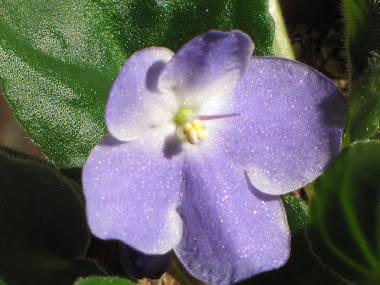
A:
[0,147,103,284]
[308,141,380,283]
[342,0,380,143]
[74,277,135,285]
[0,0,273,169]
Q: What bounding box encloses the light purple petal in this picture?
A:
[82,134,183,254]
[105,47,177,141]
[158,30,254,107]
[174,151,290,285]
[217,57,345,195]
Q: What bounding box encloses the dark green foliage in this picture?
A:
[0,147,104,285]
[342,0,380,144]
[0,0,274,168]
[75,277,136,285]
[308,141,380,284]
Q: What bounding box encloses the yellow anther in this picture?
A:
[183,123,198,144]
[174,109,239,145]
[183,122,193,133]
[196,127,206,141]
[192,119,203,129]
[181,120,207,145]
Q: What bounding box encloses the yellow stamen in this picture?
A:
[174,108,238,145]
[182,120,207,145]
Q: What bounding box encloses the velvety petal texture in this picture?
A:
[175,151,290,285]
[83,30,345,285]
[158,30,254,109]
[83,134,183,254]
[217,57,345,195]
[105,47,176,141]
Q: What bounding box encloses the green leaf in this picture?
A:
[74,277,136,285]
[342,0,380,144]
[344,62,380,144]
[342,0,380,76]
[0,0,123,169]
[281,194,309,235]
[0,0,274,169]
[307,141,380,284]
[0,147,103,284]
[242,195,346,284]
[269,0,295,59]
[102,0,274,57]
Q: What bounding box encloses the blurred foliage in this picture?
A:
[74,277,136,285]
[0,147,104,285]
[342,0,380,144]
[308,141,380,284]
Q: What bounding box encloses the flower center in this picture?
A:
[174,108,206,145]
[174,108,241,145]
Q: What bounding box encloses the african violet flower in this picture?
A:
[83,30,345,284]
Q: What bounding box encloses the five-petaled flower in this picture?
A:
[83,30,345,285]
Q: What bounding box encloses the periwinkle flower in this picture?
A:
[83,30,345,284]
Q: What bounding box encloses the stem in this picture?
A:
[269,0,295,60]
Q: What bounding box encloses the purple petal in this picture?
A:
[105,47,177,141]
[158,30,254,107]
[82,134,183,254]
[174,151,290,285]
[217,57,345,195]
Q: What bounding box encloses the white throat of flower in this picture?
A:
[174,107,240,145]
